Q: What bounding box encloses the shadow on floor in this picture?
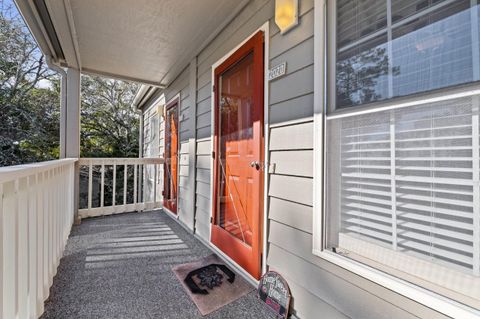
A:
[41,210,273,319]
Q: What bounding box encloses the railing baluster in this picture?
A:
[100,162,105,208]
[28,174,37,319]
[48,169,53,287]
[88,162,93,210]
[17,177,28,319]
[112,163,116,208]
[2,181,17,319]
[0,183,4,319]
[123,164,128,207]
[134,163,138,208]
[54,167,60,267]
[36,172,44,315]
[153,164,158,207]
[52,169,57,271]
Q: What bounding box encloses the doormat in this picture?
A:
[172,254,253,316]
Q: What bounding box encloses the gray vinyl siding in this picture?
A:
[138,0,456,317]
[265,1,450,318]
[195,138,211,239]
[140,65,196,231]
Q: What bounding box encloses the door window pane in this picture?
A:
[164,105,178,211]
[216,52,254,246]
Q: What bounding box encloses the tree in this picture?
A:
[0,0,140,167]
[79,76,140,208]
[81,75,139,158]
[336,46,399,108]
[0,0,59,166]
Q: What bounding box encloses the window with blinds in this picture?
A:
[326,94,480,308]
[325,0,480,310]
[333,0,479,108]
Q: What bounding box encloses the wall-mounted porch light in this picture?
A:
[275,0,298,34]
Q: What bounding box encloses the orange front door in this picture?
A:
[164,99,179,214]
[211,31,264,279]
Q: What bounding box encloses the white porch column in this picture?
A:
[138,113,144,203]
[64,68,81,158]
[61,68,81,222]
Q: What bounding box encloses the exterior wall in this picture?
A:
[140,0,454,317]
[164,65,196,230]
[141,65,196,231]
[142,103,163,203]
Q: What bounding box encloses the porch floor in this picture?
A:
[41,210,273,319]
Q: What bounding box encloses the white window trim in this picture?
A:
[312,1,480,318]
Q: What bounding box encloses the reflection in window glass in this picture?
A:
[392,1,473,96]
[336,34,389,108]
[334,0,480,109]
[217,52,254,246]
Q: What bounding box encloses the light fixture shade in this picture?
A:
[275,0,299,34]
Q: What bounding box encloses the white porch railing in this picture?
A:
[0,158,76,319]
[77,158,164,219]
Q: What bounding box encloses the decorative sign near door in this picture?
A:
[257,271,291,318]
[268,62,287,81]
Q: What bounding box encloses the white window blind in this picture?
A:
[326,94,480,308]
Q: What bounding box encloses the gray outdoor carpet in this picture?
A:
[40,210,274,319]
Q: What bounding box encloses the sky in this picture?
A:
[1,0,19,20]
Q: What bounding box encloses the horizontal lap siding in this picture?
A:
[265,2,451,319]
[195,138,211,239]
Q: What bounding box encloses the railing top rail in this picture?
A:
[78,157,164,165]
[0,158,78,184]
[0,157,164,184]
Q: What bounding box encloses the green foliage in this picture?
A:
[0,3,59,166]
[0,1,140,166]
[81,75,139,158]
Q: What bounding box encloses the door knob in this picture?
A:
[250,161,261,170]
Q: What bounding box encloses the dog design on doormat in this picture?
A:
[184,264,236,295]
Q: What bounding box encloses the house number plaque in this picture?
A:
[268,62,287,81]
[257,271,291,318]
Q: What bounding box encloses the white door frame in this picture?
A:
[208,21,270,284]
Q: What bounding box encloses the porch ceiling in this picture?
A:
[15,0,249,87]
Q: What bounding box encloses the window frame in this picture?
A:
[327,0,480,112]
[312,0,480,317]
